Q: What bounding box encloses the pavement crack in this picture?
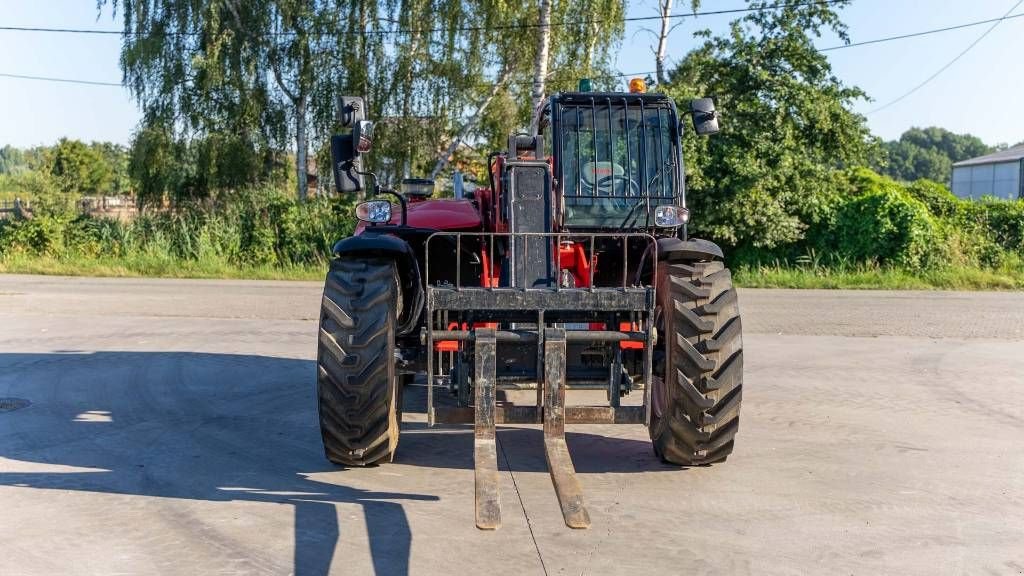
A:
[496,429,548,576]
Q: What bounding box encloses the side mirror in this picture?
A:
[331,134,364,193]
[336,96,365,128]
[352,120,374,154]
[331,96,370,194]
[690,98,719,136]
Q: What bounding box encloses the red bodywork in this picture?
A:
[354,155,613,351]
[355,197,483,233]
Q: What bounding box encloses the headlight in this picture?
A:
[355,200,392,223]
[654,205,689,227]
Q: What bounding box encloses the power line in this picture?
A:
[494,12,1024,87]
[0,0,847,38]
[818,11,1024,51]
[867,0,1024,114]
[5,5,1023,91]
[0,71,121,87]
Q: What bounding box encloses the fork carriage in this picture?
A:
[423,232,657,529]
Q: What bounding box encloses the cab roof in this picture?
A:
[552,92,675,106]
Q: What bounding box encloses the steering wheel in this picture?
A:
[594,174,640,197]
[580,174,636,212]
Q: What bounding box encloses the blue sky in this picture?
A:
[1,0,1022,148]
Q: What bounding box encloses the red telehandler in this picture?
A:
[318,83,742,529]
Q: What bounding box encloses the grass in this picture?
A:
[0,252,325,281]
[733,262,1024,290]
[3,252,1023,290]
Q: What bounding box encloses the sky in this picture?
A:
[1,0,1022,148]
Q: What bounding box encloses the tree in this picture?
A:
[664,0,877,251]
[530,0,553,133]
[0,145,27,175]
[128,123,181,209]
[650,1,700,85]
[90,142,133,195]
[105,1,513,196]
[901,126,990,162]
[876,127,993,183]
[879,140,950,183]
[527,0,626,133]
[49,138,113,196]
[103,0,628,198]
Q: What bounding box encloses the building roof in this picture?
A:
[953,144,1024,167]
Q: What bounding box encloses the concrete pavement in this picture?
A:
[0,275,1022,575]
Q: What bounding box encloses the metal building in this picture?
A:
[951,144,1024,200]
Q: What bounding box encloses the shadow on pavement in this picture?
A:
[0,351,677,574]
[398,384,679,475]
[0,351,431,576]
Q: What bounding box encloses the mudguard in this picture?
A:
[657,237,724,262]
[332,232,424,335]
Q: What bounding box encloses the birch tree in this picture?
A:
[652,0,701,85]
[530,0,553,133]
[102,0,628,195]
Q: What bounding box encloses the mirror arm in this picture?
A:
[357,168,408,226]
[376,189,408,227]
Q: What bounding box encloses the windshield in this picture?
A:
[555,100,678,228]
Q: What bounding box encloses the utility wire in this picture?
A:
[867,0,1024,114]
[5,5,1023,90]
[0,0,847,37]
[818,11,1024,51]
[0,71,121,86]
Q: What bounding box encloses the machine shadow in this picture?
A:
[0,351,434,576]
[397,385,679,474]
[0,351,677,574]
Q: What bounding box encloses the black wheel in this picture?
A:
[317,257,402,466]
[649,259,743,465]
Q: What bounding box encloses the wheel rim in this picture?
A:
[652,373,667,419]
[651,305,667,420]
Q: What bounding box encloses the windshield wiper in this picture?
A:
[646,157,676,198]
[618,200,645,229]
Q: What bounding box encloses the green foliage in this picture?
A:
[128,124,181,208]
[900,126,991,161]
[0,215,68,256]
[876,127,993,183]
[0,187,356,269]
[0,141,131,213]
[665,0,878,251]
[9,171,67,216]
[733,168,1024,275]
[127,123,286,207]
[101,0,627,194]
[49,138,113,197]
[947,198,1024,267]
[91,142,133,194]
[0,145,28,175]
[832,183,940,270]
[734,259,1024,290]
[905,178,960,217]
[978,199,1024,252]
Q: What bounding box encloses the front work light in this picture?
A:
[578,78,593,92]
[654,205,689,227]
[628,77,647,93]
[355,200,392,224]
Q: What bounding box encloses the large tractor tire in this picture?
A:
[649,259,743,465]
[317,257,403,466]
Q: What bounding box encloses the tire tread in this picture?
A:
[651,260,743,465]
[317,258,401,466]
